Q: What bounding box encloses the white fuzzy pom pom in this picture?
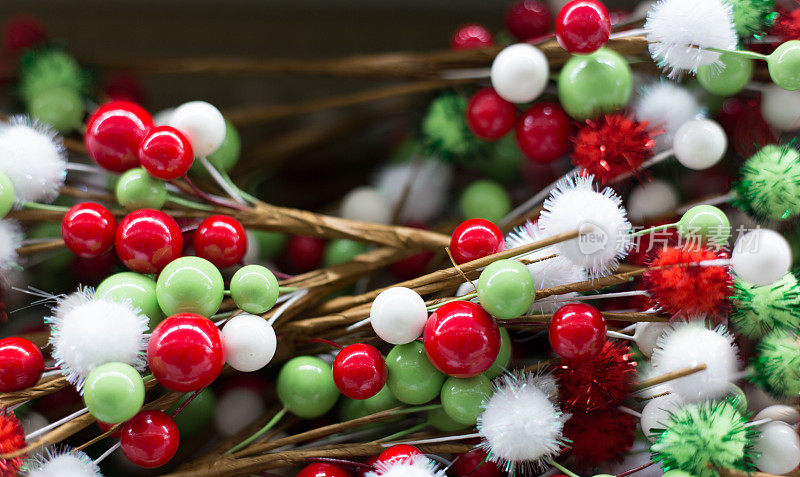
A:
[373,159,453,224]
[0,116,67,204]
[27,447,102,477]
[477,372,566,472]
[632,82,702,151]
[644,0,738,78]
[651,321,740,402]
[47,288,149,391]
[0,219,23,272]
[538,175,632,278]
[365,456,444,477]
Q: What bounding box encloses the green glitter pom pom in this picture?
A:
[730,272,800,338]
[751,329,800,397]
[651,400,754,477]
[422,92,489,161]
[725,0,777,36]
[18,49,90,103]
[732,144,800,221]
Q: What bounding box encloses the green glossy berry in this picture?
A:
[277,356,339,419]
[768,40,800,91]
[191,120,241,174]
[460,180,511,224]
[0,171,14,219]
[363,385,400,414]
[477,259,536,319]
[427,407,471,432]
[324,239,369,267]
[338,396,367,422]
[168,387,216,437]
[83,362,145,423]
[697,53,753,96]
[28,86,84,133]
[677,205,731,248]
[440,375,493,426]
[484,327,512,379]
[252,230,288,260]
[97,272,162,329]
[386,341,446,405]
[230,265,278,314]
[115,168,167,210]
[156,256,224,318]
[558,48,632,120]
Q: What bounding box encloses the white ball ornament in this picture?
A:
[214,387,265,437]
[761,85,800,131]
[340,186,392,224]
[640,393,684,441]
[673,119,727,170]
[730,228,792,286]
[632,322,671,358]
[169,101,226,157]
[221,313,277,372]
[754,404,800,424]
[627,180,679,222]
[490,44,549,104]
[753,421,800,474]
[370,287,428,344]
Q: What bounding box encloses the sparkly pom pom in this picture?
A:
[732,144,800,221]
[563,408,636,468]
[751,329,800,397]
[650,400,754,477]
[571,114,657,184]
[0,409,26,476]
[0,116,67,204]
[26,447,102,477]
[730,272,800,338]
[643,245,732,320]
[422,92,488,161]
[553,341,637,413]
[727,0,777,37]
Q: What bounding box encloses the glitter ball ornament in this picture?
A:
[730,272,800,338]
[554,341,636,412]
[0,336,44,392]
[751,329,800,397]
[571,114,656,183]
[643,245,732,319]
[84,101,153,173]
[0,116,66,203]
[27,448,102,477]
[732,144,800,221]
[563,408,636,467]
[651,400,753,477]
[0,409,25,476]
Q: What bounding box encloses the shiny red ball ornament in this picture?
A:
[0,337,44,392]
[505,1,552,41]
[84,101,153,173]
[332,343,388,400]
[549,303,607,361]
[298,462,352,477]
[0,409,25,475]
[450,219,504,264]
[148,313,225,392]
[563,408,636,468]
[61,202,117,259]
[3,16,47,54]
[452,448,502,477]
[390,250,434,279]
[555,0,611,54]
[423,301,501,378]
[466,88,517,141]
[554,341,636,412]
[572,114,656,184]
[138,126,194,180]
[193,215,247,269]
[377,444,424,467]
[516,102,572,163]
[451,23,494,51]
[120,410,180,468]
[357,456,380,477]
[115,209,183,274]
[286,235,326,273]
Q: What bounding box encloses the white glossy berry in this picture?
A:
[640,393,684,442]
[627,180,679,222]
[370,287,428,344]
[753,421,800,474]
[761,84,800,131]
[340,186,392,224]
[169,101,226,157]
[490,44,549,104]
[214,387,265,437]
[731,228,791,286]
[673,119,727,170]
[221,313,277,372]
[754,404,800,424]
[633,322,670,358]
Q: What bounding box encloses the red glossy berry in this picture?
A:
[505,1,552,41]
[286,235,326,273]
[452,448,502,477]
[298,462,352,477]
[0,337,43,392]
[104,73,146,104]
[451,23,493,50]
[138,126,194,180]
[450,219,504,264]
[147,313,225,392]
[193,215,247,269]
[120,410,180,468]
[115,209,183,274]
[390,250,434,279]
[377,444,424,467]
[423,301,501,378]
[3,16,47,54]
[61,202,117,259]
[516,102,572,163]
[466,88,517,141]
[549,303,606,360]
[555,0,611,54]
[85,101,153,173]
[332,344,388,400]
[97,420,123,438]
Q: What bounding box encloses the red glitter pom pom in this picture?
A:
[770,7,800,42]
[572,114,656,183]
[553,341,636,413]
[0,409,26,475]
[643,244,732,320]
[563,408,636,468]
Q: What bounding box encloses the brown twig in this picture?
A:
[16,239,66,256]
[635,364,708,391]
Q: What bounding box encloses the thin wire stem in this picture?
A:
[226,407,288,454]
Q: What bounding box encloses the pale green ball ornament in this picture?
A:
[0,171,15,218]
[428,407,471,432]
[676,205,731,247]
[440,375,493,425]
[768,40,800,91]
[156,256,224,317]
[386,341,446,405]
[557,48,632,120]
[28,86,84,133]
[477,259,536,319]
[460,180,511,224]
[484,327,512,379]
[697,53,753,96]
[97,272,162,329]
[83,362,145,423]
[116,168,167,210]
[230,265,279,314]
[277,356,339,418]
